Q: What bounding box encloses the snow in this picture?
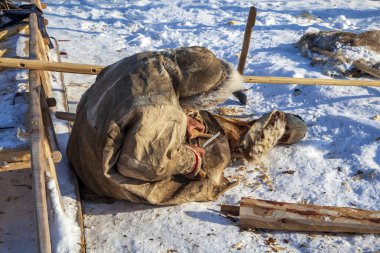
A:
[46,172,81,253]
[2,0,380,252]
[42,0,380,251]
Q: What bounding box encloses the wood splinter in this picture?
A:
[221,198,380,233]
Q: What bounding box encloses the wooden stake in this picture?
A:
[222,198,380,233]
[234,6,257,105]
[237,6,257,75]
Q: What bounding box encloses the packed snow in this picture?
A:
[1,0,379,252]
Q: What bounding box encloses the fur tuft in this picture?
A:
[180,62,244,109]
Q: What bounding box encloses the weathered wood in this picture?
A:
[0,57,104,74]
[0,148,30,162]
[0,161,30,171]
[0,147,60,164]
[243,75,380,87]
[221,205,240,216]
[0,23,29,41]
[29,70,52,253]
[239,198,380,233]
[29,12,52,253]
[237,6,257,75]
[55,111,76,121]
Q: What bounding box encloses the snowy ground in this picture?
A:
[42,0,380,252]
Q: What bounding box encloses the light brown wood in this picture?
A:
[55,111,76,121]
[31,0,42,9]
[1,57,379,87]
[0,57,104,75]
[0,148,30,162]
[239,198,380,233]
[0,161,30,171]
[41,2,47,9]
[0,23,29,41]
[29,13,53,98]
[29,12,52,253]
[244,75,380,87]
[237,6,257,75]
[0,147,60,164]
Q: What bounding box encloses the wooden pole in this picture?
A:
[0,57,379,87]
[222,198,380,233]
[0,57,104,75]
[234,6,257,105]
[29,12,52,253]
[29,13,53,98]
[29,70,52,253]
[243,75,380,87]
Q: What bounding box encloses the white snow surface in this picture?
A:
[41,0,380,252]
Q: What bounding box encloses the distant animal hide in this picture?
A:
[296,30,380,78]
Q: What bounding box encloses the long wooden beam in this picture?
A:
[243,75,380,87]
[29,13,52,253]
[0,57,379,87]
[0,57,104,75]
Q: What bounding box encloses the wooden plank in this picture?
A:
[0,161,30,171]
[0,23,29,41]
[239,198,380,233]
[29,13,52,253]
[0,148,30,163]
